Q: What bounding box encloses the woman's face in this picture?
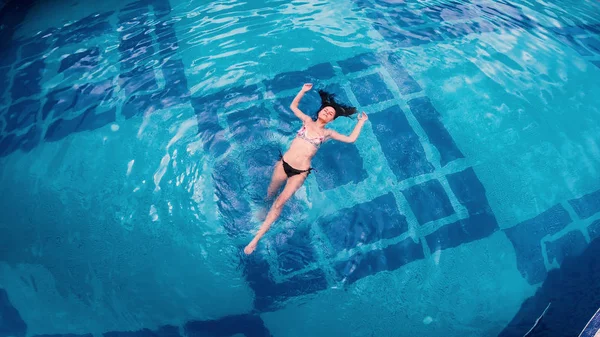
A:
[318,106,336,123]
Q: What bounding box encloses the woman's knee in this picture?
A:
[273,197,288,210]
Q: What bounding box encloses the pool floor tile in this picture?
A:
[349,72,394,106]
[402,179,455,225]
[504,204,572,284]
[369,105,435,181]
[319,192,408,252]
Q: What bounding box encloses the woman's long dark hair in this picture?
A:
[317,90,357,119]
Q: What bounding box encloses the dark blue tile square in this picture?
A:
[545,231,587,265]
[19,125,42,151]
[118,7,150,30]
[554,34,593,56]
[549,25,587,36]
[118,28,153,52]
[311,141,368,191]
[121,94,157,119]
[122,1,150,13]
[335,237,424,284]
[402,179,455,225]
[477,2,535,29]
[321,83,349,104]
[0,112,5,133]
[442,22,496,38]
[150,89,187,109]
[104,325,180,337]
[5,99,40,133]
[264,62,335,94]
[33,333,94,337]
[161,59,189,98]
[388,8,426,27]
[422,5,444,22]
[43,86,77,120]
[446,167,494,216]
[20,39,48,60]
[579,37,600,54]
[271,268,328,306]
[79,107,116,132]
[0,45,19,68]
[366,10,401,37]
[592,61,600,69]
[212,158,253,235]
[349,72,394,106]
[442,4,476,21]
[425,212,498,252]
[384,237,425,270]
[118,30,155,70]
[193,87,264,156]
[45,114,83,142]
[244,143,280,202]
[11,59,44,100]
[58,48,100,74]
[0,134,18,157]
[275,227,317,274]
[569,189,600,219]
[0,124,41,155]
[61,11,114,33]
[193,84,261,114]
[369,106,435,181]
[57,21,112,46]
[408,97,464,166]
[0,66,9,96]
[155,21,178,57]
[335,249,387,284]
[244,254,327,310]
[504,204,572,284]
[185,315,271,337]
[376,25,443,48]
[589,220,600,240]
[338,52,379,74]
[119,67,158,96]
[380,52,422,95]
[0,289,27,337]
[226,105,271,144]
[151,0,172,18]
[75,79,115,111]
[584,23,600,34]
[320,193,408,252]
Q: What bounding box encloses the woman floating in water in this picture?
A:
[244,83,368,255]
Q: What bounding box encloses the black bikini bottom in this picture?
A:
[279,151,313,178]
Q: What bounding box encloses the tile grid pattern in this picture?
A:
[198,51,499,310]
[0,0,599,336]
[0,0,190,157]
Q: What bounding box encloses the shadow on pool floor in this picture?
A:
[499,237,600,337]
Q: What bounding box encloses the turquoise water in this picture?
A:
[1,0,600,336]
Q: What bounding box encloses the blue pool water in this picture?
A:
[1,0,600,336]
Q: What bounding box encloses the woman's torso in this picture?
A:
[283,122,326,169]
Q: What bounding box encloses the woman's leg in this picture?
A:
[266,161,288,199]
[244,173,307,254]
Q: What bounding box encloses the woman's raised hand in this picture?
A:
[301,83,313,92]
[357,111,368,122]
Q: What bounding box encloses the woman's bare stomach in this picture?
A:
[283,138,318,169]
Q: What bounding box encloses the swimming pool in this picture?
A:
[1,0,600,336]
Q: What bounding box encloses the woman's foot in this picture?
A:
[244,241,258,255]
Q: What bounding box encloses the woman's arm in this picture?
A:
[289,83,313,123]
[328,112,369,143]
